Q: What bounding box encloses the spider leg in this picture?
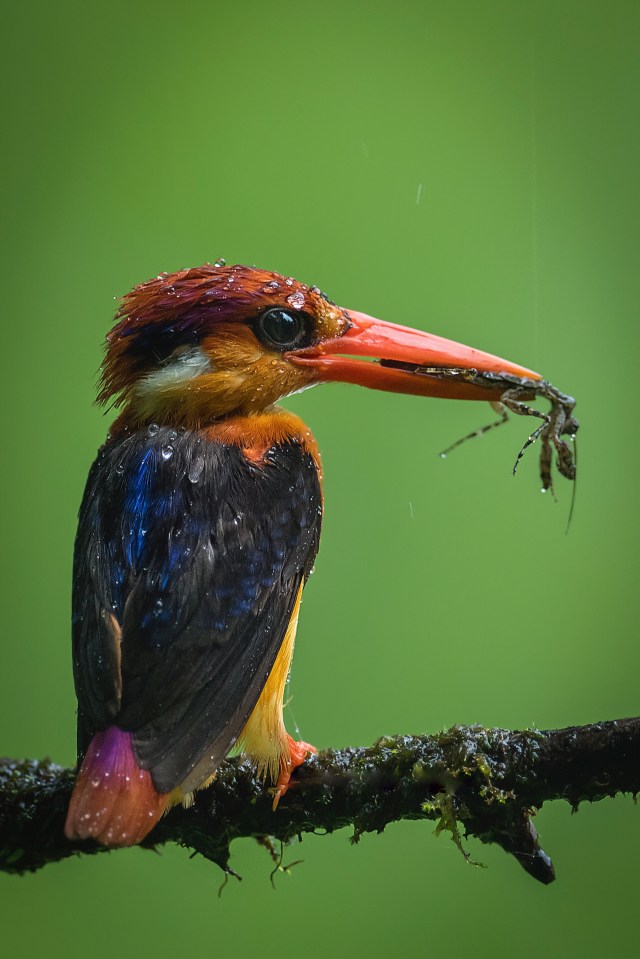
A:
[548,406,576,482]
[500,388,552,487]
[552,409,578,482]
[439,404,509,459]
[565,435,578,533]
[513,421,549,480]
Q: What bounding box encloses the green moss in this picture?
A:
[422,792,485,868]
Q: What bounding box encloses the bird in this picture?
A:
[64,262,540,848]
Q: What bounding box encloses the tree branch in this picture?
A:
[1,718,638,884]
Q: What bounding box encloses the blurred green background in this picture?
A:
[2,0,638,955]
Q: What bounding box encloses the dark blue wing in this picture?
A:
[72,426,322,792]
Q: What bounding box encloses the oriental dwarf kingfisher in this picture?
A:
[65,263,541,848]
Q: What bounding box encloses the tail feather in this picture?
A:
[65,726,167,847]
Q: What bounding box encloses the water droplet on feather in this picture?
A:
[188,455,205,483]
[287,291,305,310]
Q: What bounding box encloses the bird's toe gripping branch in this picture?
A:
[272,736,317,810]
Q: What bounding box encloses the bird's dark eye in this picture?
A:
[256,308,308,351]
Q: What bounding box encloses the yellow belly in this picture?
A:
[238,581,304,779]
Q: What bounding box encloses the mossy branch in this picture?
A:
[1,718,638,885]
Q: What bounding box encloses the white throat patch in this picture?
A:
[136,347,212,396]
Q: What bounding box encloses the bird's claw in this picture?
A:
[272,736,317,810]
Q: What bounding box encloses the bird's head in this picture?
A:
[100,263,540,426]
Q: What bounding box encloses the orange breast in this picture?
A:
[205,409,323,481]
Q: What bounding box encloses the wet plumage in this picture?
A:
[66,263,539,847]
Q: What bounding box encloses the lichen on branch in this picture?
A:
[1,718,638,884]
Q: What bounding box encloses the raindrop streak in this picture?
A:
[529,38,540,364]
[416,183,423,205]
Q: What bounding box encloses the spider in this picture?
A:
[428,370,578,495]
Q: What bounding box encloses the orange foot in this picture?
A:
[272,735,317,810]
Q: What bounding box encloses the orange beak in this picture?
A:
[289,309,541,402]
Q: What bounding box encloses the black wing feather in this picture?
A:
[72,426,322,792]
